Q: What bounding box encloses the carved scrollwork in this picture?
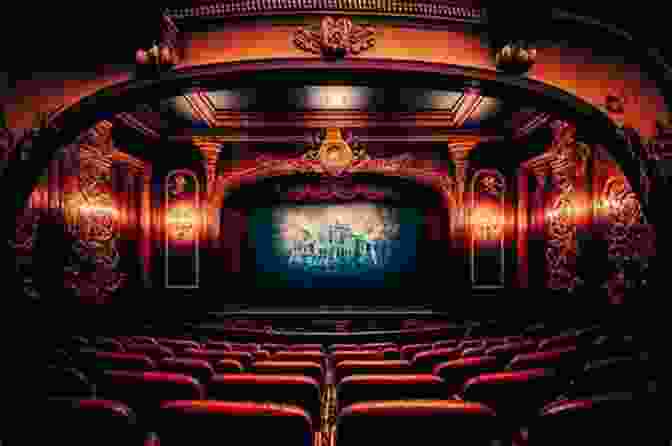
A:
[545,190,578,290]
[476,174,504,196]
[294,16,375,59]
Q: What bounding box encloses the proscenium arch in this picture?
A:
[2,58,660,296]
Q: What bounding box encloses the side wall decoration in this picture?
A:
[470,169,506,288]
[165,169,200,288]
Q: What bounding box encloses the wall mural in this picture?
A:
[470,169,506,288]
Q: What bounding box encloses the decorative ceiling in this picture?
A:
[112,86,549,144]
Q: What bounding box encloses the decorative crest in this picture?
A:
[294,16,375,59]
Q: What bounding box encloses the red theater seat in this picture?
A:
[361,343,397,351]
[538,335,578,352]
[330,344,360,352]
[400,344,433,361]
[43,398,142,446]
[412,348,462,373]
[570,357,646,398]
[288,344,324,351]
[336,400,503,446]
[195,350,254,368]
[485,341,538,365]
[227,343,259,353]
[96,371,205,425]
[433,339,459,349]
[462,345,488,357]
[183,348,238,364]
[91,352,157,373]
[458,339,486,350]
[46,366,94,398]
[125,344,175,361]
[254,360,324,382]
[335,360,412,384]
[336,374,445,412]
[158,339,201,353]
[95,337,125,352]
[156,401,313,446]
[432,356,501,396]
[204,341,232,351]
[158,358,215,385]
[214,359,244,373]
[530,393,649,446]
[461,369,563,427]
[254,350,272,361]
[272,350,326,365]
[209,374,322,425]
[130,336,158,345]
[333,350,385,364]
[507,347,579,375]
[262,343,288,354]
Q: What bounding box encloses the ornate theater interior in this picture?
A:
[2,1,665,444]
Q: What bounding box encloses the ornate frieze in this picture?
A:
[167,1,485,23]
[294,16,375,59]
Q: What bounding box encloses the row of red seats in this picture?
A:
[45,392,644,446]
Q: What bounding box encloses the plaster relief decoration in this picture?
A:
[545,120,580,291]
[135,14,180,74]
[495,40,537,74]
[470,169,506,288]
[165,169,200,288]
[294,16,375,59]
[602,177,656,302]
[214,129,456,209]
[63,121,126,302]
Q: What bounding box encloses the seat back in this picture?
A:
[183,348,237,364]
[87,352,156,376]
[288,344,324,351]
[214,359,244,373]
[461,369,563,425]
[125,344,175,360]
[361,343,397,351]
[336,360,412,384]
[337,374,445,412]
[400,344,432,361]
[158,339,201,354]
[333,350,385,365]
[433,340,459,349]
[204,341,232,351]
[507,347,579,375]
[412,348,462,373]
[262,343,288,354]
[571,357,645,398]
[253,361,324,383]
[96,371,205,426]
[273,350,326,365]
[158,358,215,385]
[209,374,321,425]
[538,335,578,351]
[156,401,313,446]
[485,341,538,365]
[228,343,259,353]
[42,398,141,446]
[330,344,360,352]
[462,345,488,357]
[530,393,648,446]
[130,336,158,345]
[432,356,501,396]
[336,400,502,446]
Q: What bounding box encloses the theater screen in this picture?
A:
[249,202,421,288]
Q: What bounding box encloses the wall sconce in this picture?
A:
[166,205,196,240]
[472,207,502,240]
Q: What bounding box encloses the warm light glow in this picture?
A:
[166,205,196,240]
[472,206,502,240]
[79,205,118,217]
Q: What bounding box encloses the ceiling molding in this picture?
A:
[211,110,458,128]
[166,1,485,24]
[115,112,161,140]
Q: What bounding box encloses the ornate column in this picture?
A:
[448,139,478,286]
[140,167,153,288]
[193,140,221,249]
[516,167,530,288]
[525,157,552,291]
